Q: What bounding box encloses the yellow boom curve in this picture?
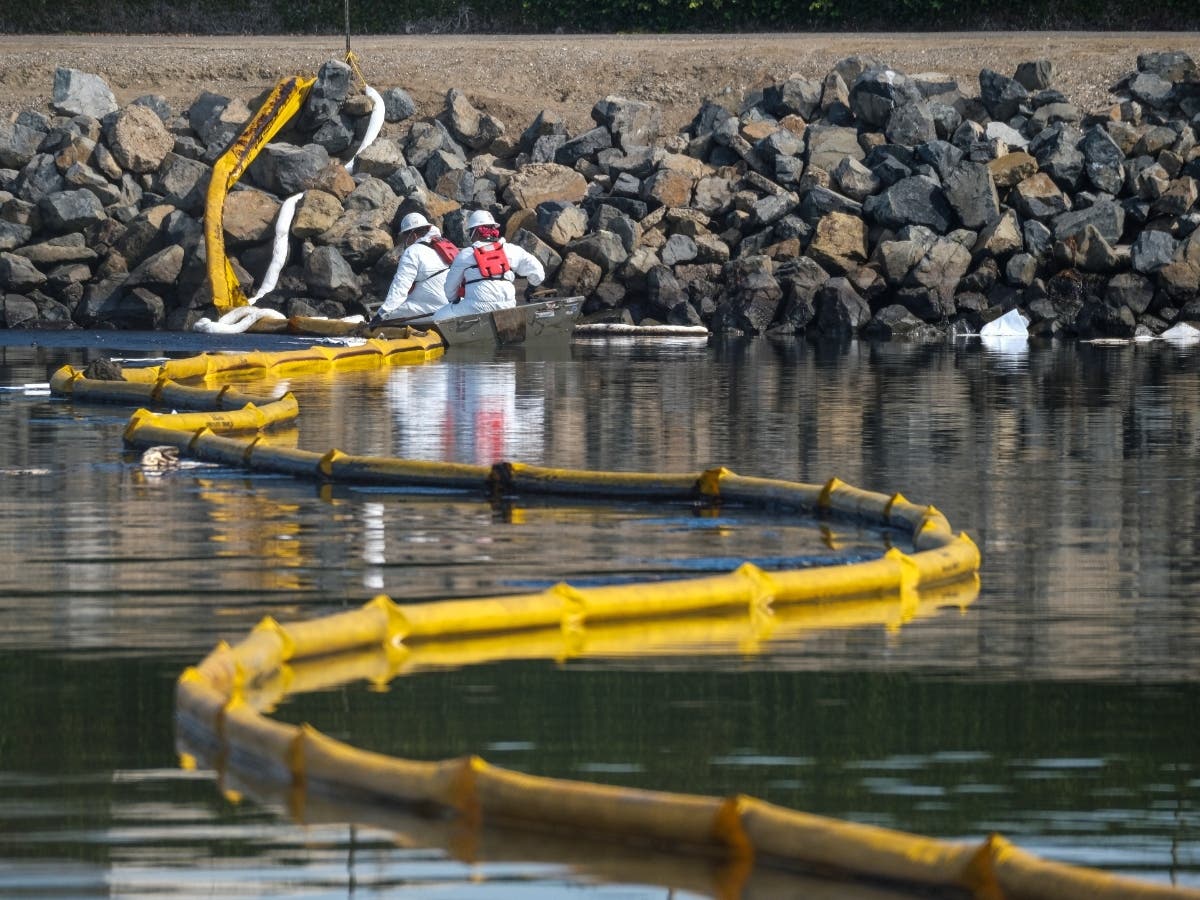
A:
[48,344,1199,900]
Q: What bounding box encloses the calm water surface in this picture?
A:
[0,332,1198,897]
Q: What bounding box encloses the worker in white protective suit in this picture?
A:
[436,209,546,322]
[370,213,459,327]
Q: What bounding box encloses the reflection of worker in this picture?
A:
[436,210,545,322]
[386,362,545,464]
[370,213,459,326]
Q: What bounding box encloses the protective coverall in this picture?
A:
[377,229,456,321]
[436,238,546,322]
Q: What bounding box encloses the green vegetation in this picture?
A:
[2,0,1196,34]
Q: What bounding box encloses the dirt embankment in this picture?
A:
[2,33,1199,134]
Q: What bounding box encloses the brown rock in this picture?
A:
[740,120,777,142]
[987,151,1038,189]
[307,162,357,201]
[973,209,1024,259]
[54,136,96,174]
[693,233,730,264]
[292,189,342,238]
[1156,231,1200,301]
[764,237,802,261]
[555,252,602,297]
[352,138,406,180]
[503,163,588,209]
[223,188,281,245]
[92,141,124,181]
[416,188,461,221]
[1010,172,1070,220]
[315,209,395,267]
[642,169,694,209]
[108,104,174,174]
[779,114,807,138]
[504,208,537,241]
[807,211,868,274]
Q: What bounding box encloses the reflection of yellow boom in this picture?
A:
[237,577,980,713]
[204,75,315,314]
[174,569,1195,899]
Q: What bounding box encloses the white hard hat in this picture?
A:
[466,209,499,231]
[399,212,431,233]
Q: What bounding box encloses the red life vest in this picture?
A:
[472,242,511,280]
[428,236,459,265]
[408,237,461,294]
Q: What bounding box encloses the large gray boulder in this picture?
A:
[125,244,184,290]
[152,152,212,213]
[1136,50,1197,82]
[850,68,920,129]
[555,127,612,168]
[1014,59,1055,92]
[304,245,360,301]
[885,101,936,147]
[0,121,43,170]
[38,189,106,232]
[352,138,407,180]
[1029,124,1085,192]
[943,161,1000,229]
[380,87,417,123]
[0,252,47,292]
[592,96,661,151]
[567,230,628,276]
[978,69,1029,121]
[1079,125,1126,196]
[252,143,330,197]
[299,59,352,131]
[1053,200,1126,245]
[445,88,505,151]
[0,221,33,252]
[511,228,563,280]
[15,154,65,204]
[1128,72,1174,108]
[763,77,821,120]
[815,276,870,336]
[1131,230,1178,274]
[51,68,118,119]
[864,175,955,233]
[660,233,698,267]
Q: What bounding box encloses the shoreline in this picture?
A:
[2,37,1199,339]
[4,32,1200,133]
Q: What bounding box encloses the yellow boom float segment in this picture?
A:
[50,343,1194,899]
[205,75,316,314]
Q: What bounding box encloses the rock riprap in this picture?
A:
[1,55,1198,337]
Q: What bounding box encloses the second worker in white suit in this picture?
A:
[370,213,459,327]
[436,210,546,322]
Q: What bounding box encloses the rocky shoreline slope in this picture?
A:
[1,50,1198,338]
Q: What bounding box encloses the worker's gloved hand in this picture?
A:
[368,314,383,329]
[523,283,537,302]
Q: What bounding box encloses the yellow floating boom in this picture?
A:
[50,340,1193,899]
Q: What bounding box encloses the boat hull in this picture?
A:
[429,297,583,348]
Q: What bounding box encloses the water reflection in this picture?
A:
[386,362,546,464]
[0,335,1198,895]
